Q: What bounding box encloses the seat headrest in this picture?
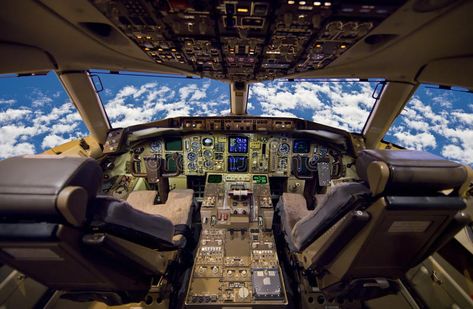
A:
[356,150,468,194]
[0,155,102,225]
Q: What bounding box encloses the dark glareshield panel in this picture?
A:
[229,136,249,153]
[228,156,248,172]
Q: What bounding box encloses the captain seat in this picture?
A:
[278,149,472,300]
[0,155,192,305]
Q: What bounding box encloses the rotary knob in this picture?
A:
[238,287,249,299]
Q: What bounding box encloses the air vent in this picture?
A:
[78,22,128,46]
[364,34,398,46]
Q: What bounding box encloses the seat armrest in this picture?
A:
[82,233,174,275]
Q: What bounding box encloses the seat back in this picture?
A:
[300,150,472,300]
[0,155,175,304]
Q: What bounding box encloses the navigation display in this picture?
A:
[293,140,310,153]
[228,156,248,172]
[229,136,249,153]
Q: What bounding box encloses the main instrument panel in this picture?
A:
[130,133,346,181]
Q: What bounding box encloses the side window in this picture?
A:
[384,85,473,166]
[0,72,89,159]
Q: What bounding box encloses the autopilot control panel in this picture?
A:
[185,173,287,307]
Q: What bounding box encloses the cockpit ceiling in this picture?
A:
[91,0,406,82]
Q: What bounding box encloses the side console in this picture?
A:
[185,174,288,307]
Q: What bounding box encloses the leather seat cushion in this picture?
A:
[127,189,194,226]
[277,193,310,249]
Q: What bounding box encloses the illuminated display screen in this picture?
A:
[165,137,182,151]
[253,175,267,184]
[228,156,248,172]
[293,140,310,153]
[229,136,249,153]
[208,174,223,183]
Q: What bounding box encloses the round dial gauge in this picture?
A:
[150,140,162,153]
[202,137,213,146]
[319,146,328,157]
[278,143,290,155]
[238,287,249,299]
[204,160,214,169]
[187,152,197,161]
[187,162,197,171]
[191,141,200,151]
[308,155,319,169]
[203,149,212,158]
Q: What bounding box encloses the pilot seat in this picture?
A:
[277,149,472,301]
[0,155,194,305]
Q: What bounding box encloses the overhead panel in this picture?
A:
[90,0,406,81]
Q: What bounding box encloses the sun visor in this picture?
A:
[0,43,55,75]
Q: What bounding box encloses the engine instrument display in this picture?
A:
[228,156,248,173]
[293,140,310,154]
[253,175,268,185]
[229,136,249,154]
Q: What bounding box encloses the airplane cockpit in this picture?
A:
[0,1,472,309]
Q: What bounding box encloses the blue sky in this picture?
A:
[0,72,472,166]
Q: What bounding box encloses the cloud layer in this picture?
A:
[102,79,229,127]
[249,80,376,132]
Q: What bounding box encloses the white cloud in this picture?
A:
[0,98,16,105]
[31,92,53,107]
[41,134,67,149]
[393,131,437,150]
[0,108,31,122]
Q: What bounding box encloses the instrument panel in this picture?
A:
[130,133,345,180]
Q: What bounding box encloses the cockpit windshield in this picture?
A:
[248,80,379,133]
[94,71,380,132]
[93,72,230,127]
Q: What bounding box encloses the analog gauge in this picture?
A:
[187,152,197,161]
[150,140,162,153]
[191,141,200,151]
[203,149,212,158]
[202,137,213,146]
[278,143,290,156]
[204,160,214,169]
[187,162,197,171]
[308,154,319,169]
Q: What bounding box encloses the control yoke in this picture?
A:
[131,152,182,203]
